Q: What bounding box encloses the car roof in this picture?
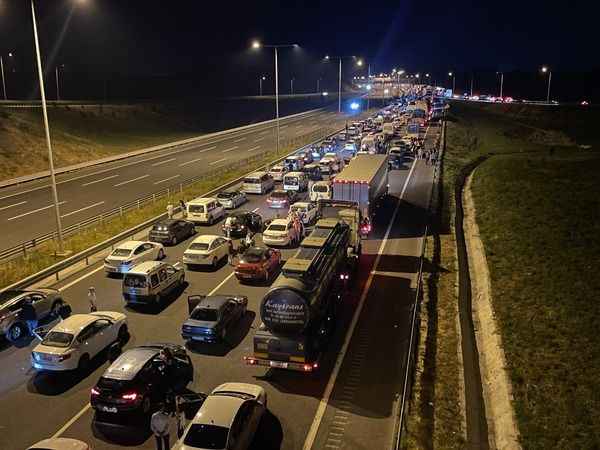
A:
[286,171,304,176]
[188,197,216,204]
[104,347,160,380]
[156,219,178,226]
[116,240,145,250]
[50,314,101,333]
[191,234,221,244]
[197,295,232,309]
[193,395,244,428]
[269,218,290,226]
[125,260,163,274]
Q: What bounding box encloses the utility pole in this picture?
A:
[291,77,294,95]
[470,74,473,97]
[55,66,60,101]
[338,58,342,113]
[317,78,320,93]
[0,56,6,100]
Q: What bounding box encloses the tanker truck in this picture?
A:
[244,218,353,372]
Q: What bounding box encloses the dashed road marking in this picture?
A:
[222,146,238,153]
[151,157,176,166]
[61,201,105,218]
[0,201,27,211]
[154,175,181,185]
[247,145,261,152]
[8,201,67,221]
[179,157,203,167]
[114,174,149,187]
[82,174,118,186]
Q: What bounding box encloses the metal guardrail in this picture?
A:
[0,126,335,264]
[0,126,343,293]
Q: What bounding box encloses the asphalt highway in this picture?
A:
[0,120,439,450]
[0,108,346,252]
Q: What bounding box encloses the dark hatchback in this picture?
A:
[149,219,195,246]
[90,343,193,423]
[182,295,248,344]
[222,211,263,238]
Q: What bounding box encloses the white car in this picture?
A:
[216,190,247,209]
[183,235,231,269]
[175,383,266,450]
[28,438,90,450]
[289,202,318,225]
[104,240,165,274]
[268,164,287,182]
[262,218,300,247]
[31,312,128,372]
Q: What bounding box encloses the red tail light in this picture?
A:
[122,392,138,402]
[91,387,100,397]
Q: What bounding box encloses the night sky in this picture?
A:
[0,0,595,100]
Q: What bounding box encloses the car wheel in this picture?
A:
[179,275,185,286]
[155,293,162,304]
[158,249,165,260]
[264,269,270,282]
[171,236,177,246]
[212,257,218,269]
[220,327,227,342]
[7,323,27,343]
[78,354,90,372]
[117,325,129,346]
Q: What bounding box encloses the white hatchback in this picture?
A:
[262,218,300,247]
[104,240,165,274]
[32,312,128,372]
[289,201,318,225]
[183,235,231,269]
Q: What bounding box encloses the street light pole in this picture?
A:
[291,77,294,95]
[259,76,265,96]
[367,63,371,110]
[499,72,504,98]
[338,58,342,113]
[317,78,320,93]
[55,66,60,101]
[274,47,280,154]
[31,0,66,254]
[0,56,6,100]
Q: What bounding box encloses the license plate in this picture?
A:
[270,361,288,369]
[192,336,208,342]
[99,405,118,413]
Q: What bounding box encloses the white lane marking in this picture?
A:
[7,201,67,221]
[113,174,150,187]
[0,201,27,211]
[222,146,238,153]
[51,403,92,439]
[59,265,105,292]
[210,158,228,166]
[82,174,119,187]
[280,125,288,129]
[234,137,246,143]
[252,207,260,213]
[61,201,105,218]
[179,157,203,167]
[247,146,261,152]
[151,157,176,167]
[208,272,236,296]
[302,159,418,450]
[254,137,265,143]
[199,145,217,153]
[154,175,181,185]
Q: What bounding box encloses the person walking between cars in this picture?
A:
[87,286,98,312]
[19,298,38,336]
[227,239,235,266]
[167,203,174,219]
[179,199,187,216]
[151,405,171,450]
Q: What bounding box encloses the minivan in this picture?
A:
[242,171,274,194]
[283,171,308,192]
[122,261,185,305]
[302,163,322,181]
[283,155,305,171]
[186,198,225,225]
[310,181,332,202]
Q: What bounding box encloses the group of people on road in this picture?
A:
[415,145,439,166]
[227,231,256,266]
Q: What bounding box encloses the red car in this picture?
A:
[235,247,281,282]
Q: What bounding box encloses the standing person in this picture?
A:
[87,287,98,313]
[166,203,174,219]
[19,298,38,336]
[227,239,235,266]
[179,199,187,216]
[151,405,171,450]
[175,395,184,438]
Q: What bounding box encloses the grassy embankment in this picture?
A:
[406,101,599,449]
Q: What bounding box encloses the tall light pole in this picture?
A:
[252,41,298,155]
[324,55,362,113]
[290,77,294,95]
[448,71,455,93]
[497,71,504,98]
[470,73,474,97]
[0,52,13,100]
[541,66,552,103]
[259,75,266,96]
[316,77,321,93]
[31,0,66,253]
[55,65,65,101]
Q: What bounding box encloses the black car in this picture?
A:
[91,343,193,422]
[222,211,263,238]
[149,219,195,246]
[182,295,248,343]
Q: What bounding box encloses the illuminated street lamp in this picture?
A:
[541,66,552,103]
[259,75,266,96]
[448,71,455,93]
[324,55,362,113]
[497,71,504,99]
[0,52,13,100]
[252,40,299,155]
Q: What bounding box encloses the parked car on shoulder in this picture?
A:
[122,261,185,305]
[182,295,248,343]
[104,241,165,275]
[91,343,193,421]
[149,219,195,246]
[174,383,266,450]
[222,211,263,238]
[216,190,247,210]
[234,247,281,282]
[32,312,128,372]
[183,235,231,270]
[0,288,66,343]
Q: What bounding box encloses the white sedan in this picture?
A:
[216,190,247,209]
[183,235,231,269]
[28,438,90,450]
[32,312,128,372]
[175,383,266,450]
[104,240,165,274]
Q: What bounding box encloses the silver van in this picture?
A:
[122,261,185,305]
[242,171,274,194]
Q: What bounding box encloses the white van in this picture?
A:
[319,158,335,176]
[122,261,185,305]
[310,181,332,202]
[284,155,305,171]
[186,197,225,225]
[242,171,274,194]
[283,171,308,192]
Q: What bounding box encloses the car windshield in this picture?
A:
[189,242,210,251]
[244,177,260,184]
[242,249,265,262]
[111,248,132,257]
[285,177,299,186]
[314,185,329,192]
[268,224,286,232]
[42,331,74,348]
[183,424,229,449]
[271,191,288,199]
[291,206,306,213]
[123,274,147,288]
[188,204,205,213]
[271,167,283,173]
[190,308,218,322]
[217,192,235,198]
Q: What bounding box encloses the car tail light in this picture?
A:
[91,387,100,397]
[303,362,318,372]
[244,356,258,365]
[122,392,138,402]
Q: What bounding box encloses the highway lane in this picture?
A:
[0,108,344,251]
[0,122,438,450]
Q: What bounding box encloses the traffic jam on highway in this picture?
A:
[3,87,442,450]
